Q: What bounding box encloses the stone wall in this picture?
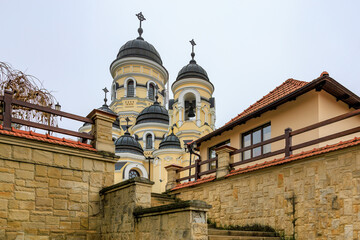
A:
[0,134,117,239]
[100,177,210,240]
[172,145,360,239]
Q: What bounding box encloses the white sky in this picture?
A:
[2,0,360,134]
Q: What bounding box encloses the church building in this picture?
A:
[79,13,215,193]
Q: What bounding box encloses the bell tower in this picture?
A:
[169,40,215,143]
[109,12,169,134]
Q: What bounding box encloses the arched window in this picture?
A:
[148,84,155,100]
[146,134,153,149]
[127,80,135,97]
[129,169,140,178]
[184,93,196,121]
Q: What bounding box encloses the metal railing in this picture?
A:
[0,91,94,141]
[176,108,360,182]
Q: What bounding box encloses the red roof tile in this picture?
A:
[0,125,96,151]
[226,79,308,125]
[171,176,215,191]
[171,137,360,191]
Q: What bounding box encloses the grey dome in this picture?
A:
[136,100,169,125]
[159,132,181,149]
[176,60,209,81]
[98,104,116,115]
[114,38,162,65]
[115,132,144,156]
[97,104,120,129]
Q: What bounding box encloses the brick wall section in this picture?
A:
[172,145,360,239]
[0,134,117,239]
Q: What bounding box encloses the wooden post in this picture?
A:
[3,91,13,131]
[285,128,292,158]
[165,164,182,191]
[195,159,200,181]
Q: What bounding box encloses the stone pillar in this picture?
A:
[87,109,117,153]
[215,145,237,179]
[165,164,182,191]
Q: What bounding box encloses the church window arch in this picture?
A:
[146,134,153,149]
[124,78,137,97]
[143,131,155,149]
[123,162,148,180]
[129,169,140,178]
[147,80,157,101]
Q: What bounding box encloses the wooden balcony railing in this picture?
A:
[176,108,360,183]
[0,91,94,141]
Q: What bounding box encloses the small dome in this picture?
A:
[115,132,144,156]
[114,38,162,65]
[176,60,209,81]
[136,98,169,125]
[98,104,116,115]
[159,132,181,149]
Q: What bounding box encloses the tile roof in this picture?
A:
[171,137,360,191]
[171,176,215,191]
[226,79,308,125]
[0,125,96,151]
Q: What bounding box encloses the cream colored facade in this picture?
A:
[77,31,217,193]
[194,81,360,172]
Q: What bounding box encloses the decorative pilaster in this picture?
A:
[215,145,237,179]
[196,106,201,127]
[178,106,183,127]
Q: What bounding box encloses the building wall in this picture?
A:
[172,145,360,239]
[198,90,360,170]
[0,134,116,239]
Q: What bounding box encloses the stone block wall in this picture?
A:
[100,177,211,240]
[172,145,360,239]
[0,134,116,239]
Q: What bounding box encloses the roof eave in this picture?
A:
[194,76,360,146]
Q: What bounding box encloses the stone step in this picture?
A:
[208,228,278,237]
[208,236,281,240]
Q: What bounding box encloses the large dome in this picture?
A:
[114,38,163,65]
[176,59,209,81]
[159,132,181,149]
[115,132,144,156]
[136,98,169,125]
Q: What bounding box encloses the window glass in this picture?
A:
[129,169,140,178]
[149,84,155,100]
[263,144,271,154]
[146,134,152,149]
[252,129,261,144]
[242,123,271,161]
[243,134,251,147]
[244,150,251,160]
[208,140,230,170]
[127,81,134,97]
[252,147,261,157]
[263,125,271,141]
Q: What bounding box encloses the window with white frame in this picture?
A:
[148,83,155,100]
[146,134,153,149]
[127,80,135,97]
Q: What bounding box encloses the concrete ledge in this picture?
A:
[100,177,154,195]
[134,200,212,218]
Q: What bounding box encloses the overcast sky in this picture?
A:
[2,0,360,134]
